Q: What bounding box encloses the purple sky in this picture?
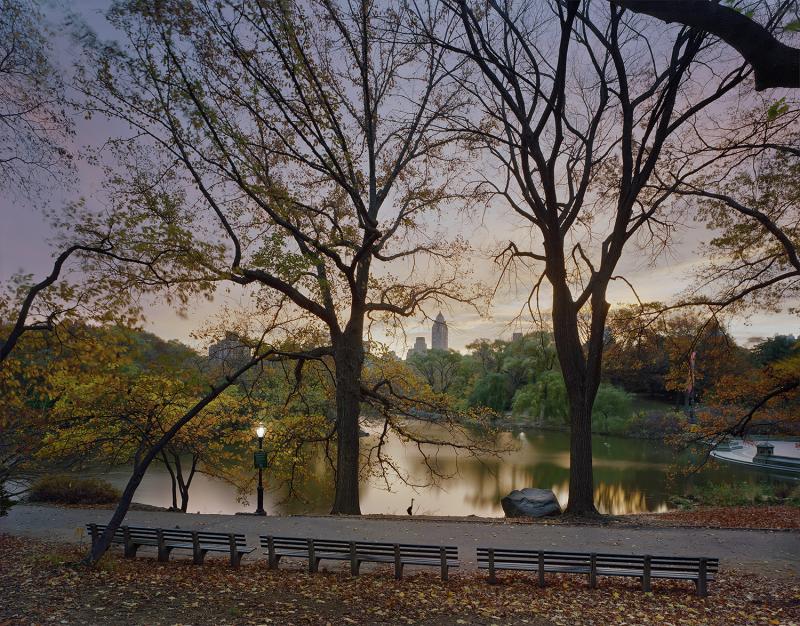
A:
[1,1,796,354]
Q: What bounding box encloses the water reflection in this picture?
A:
[89,422,796,517]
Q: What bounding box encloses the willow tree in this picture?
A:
[435,0,797,513]
[80,0,475,514]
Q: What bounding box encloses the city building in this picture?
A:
[432,312,448,351]
[406,336,428,359]
[208,332,251,371]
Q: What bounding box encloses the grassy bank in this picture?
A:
[671,482,800,509]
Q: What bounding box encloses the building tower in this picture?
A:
[431,312,448,351]
[406,336,428,360]
[208,332,251,372]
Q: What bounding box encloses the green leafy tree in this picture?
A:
[39,327,256,513]
[500,333,558,392]
[408,349,466,394]
[468,372,509,412]
[78,0,477,516]
[752,335,799,365]
[592,384,634,433]
[512,371,569,426]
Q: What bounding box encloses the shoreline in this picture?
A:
[15,501,800,532]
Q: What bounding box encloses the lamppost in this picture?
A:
[254,423,267,516]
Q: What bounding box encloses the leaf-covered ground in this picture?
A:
[1,535,798,625]
[633,506,800,530]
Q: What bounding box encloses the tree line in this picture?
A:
[408,322,800,437]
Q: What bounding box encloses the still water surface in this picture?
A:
[91,423,796,517]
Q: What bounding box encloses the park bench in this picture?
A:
[86,523,254,567]
[477,548,718,596]
[260,535,459,580]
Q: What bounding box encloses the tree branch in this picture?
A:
[610,0,800,90]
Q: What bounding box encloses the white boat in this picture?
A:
[710,438,800,477]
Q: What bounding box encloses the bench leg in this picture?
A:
[488,549,497,584]
[121,526,135,558]
[88,524,99,550]
[538,551,545,588]
[307,540,317,573]
[228,535,239,568]
[394,544,402,580]
[194,549,207,565]
[157,546,172,563]
[697,559,708,597]
[268,555,281,570]
[268,538,277,570]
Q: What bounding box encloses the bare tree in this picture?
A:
[431,0,796,513]
[0,0,74,195]
[610,0,800,90]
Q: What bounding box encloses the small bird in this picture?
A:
[406,498,415,516]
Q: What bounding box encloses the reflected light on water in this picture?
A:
[85,423,795,517]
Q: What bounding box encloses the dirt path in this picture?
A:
[1,504,797,578]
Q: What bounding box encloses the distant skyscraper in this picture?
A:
[432,312,448,351]
[208,332,251,372]
[407,336,428,359]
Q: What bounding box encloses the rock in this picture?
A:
[501,488,561,518]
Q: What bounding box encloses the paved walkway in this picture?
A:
[1,504,798,578]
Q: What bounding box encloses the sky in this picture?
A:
[1,0,797,356]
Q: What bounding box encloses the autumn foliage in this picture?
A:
[1,534,798,626]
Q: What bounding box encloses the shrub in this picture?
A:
[28,475,120,505]
[623,410,684,439]
[683,482,800,507]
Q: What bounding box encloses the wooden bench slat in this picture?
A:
[477,547,717,596]
[260,535,458,580]
[86,523,252,567]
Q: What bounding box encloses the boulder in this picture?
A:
[501,488,561,518]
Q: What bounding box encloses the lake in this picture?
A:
[85,421,797,517]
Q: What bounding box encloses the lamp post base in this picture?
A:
[255,483,266,516]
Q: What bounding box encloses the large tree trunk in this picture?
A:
[550,277,599,515]
[84,462,149,565]
[330,326,364,515]
[566,400,596,514]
